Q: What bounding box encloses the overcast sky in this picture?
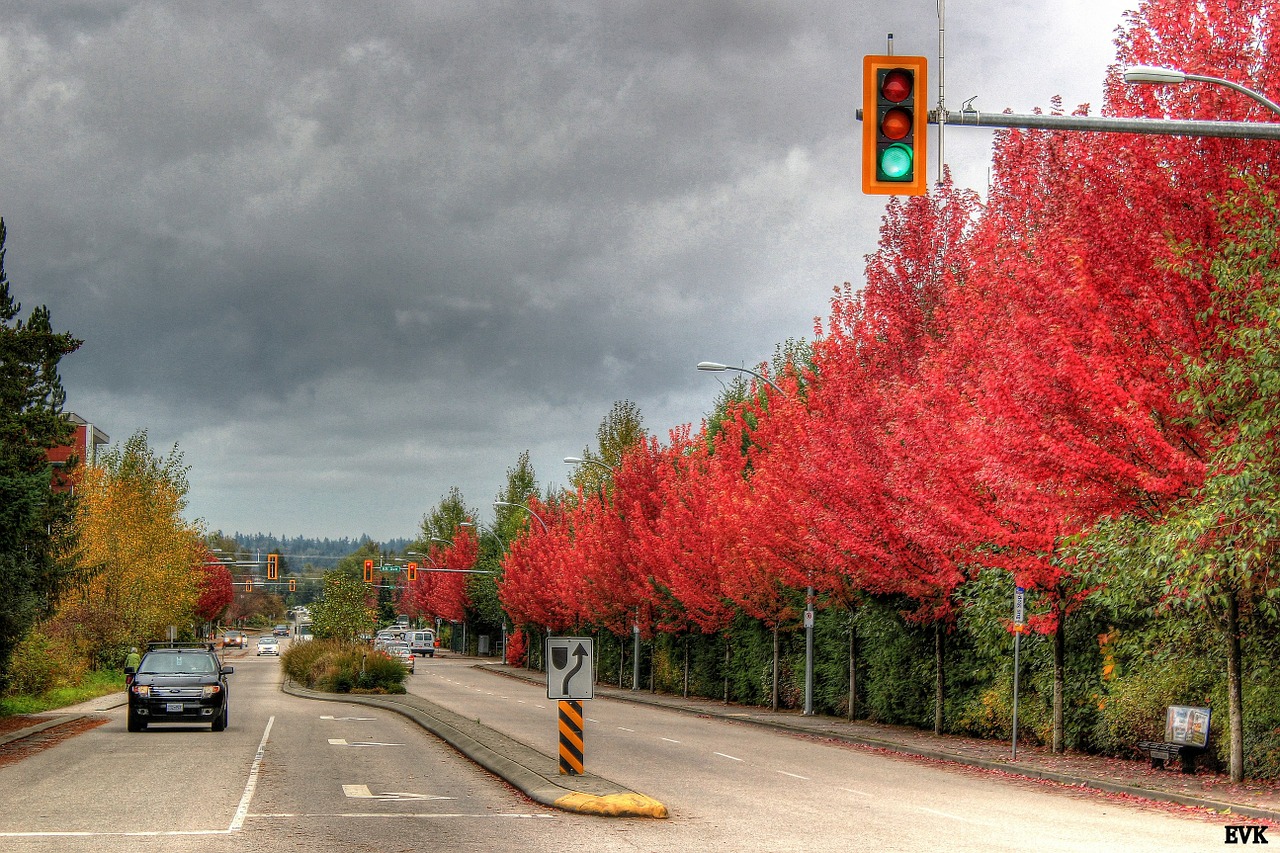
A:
[2,0,1134,541]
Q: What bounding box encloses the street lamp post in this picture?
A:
[696,361,786,395]
[698,360,815,715]
[493,500,548,533]
[1123,65,1280,117]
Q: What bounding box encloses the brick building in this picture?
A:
[48,412,109,492]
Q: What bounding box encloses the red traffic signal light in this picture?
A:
[267,553,279,581]
[862,55,928,196]
[407,562,418,582]
[363,559,374,583]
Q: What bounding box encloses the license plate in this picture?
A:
[165,703,184,713]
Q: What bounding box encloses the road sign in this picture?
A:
[546,636,594,700]
[1014,586,1026,626]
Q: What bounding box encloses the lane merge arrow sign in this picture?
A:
[546,636,594,700]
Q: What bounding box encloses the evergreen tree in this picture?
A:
[0,219,82,688]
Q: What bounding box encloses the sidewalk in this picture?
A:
[480,661,1280,824]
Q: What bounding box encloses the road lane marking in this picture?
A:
[329,738,404,747]
[776,770,809,780]
[660,737,680,743]
[321,715,376,721]
[230,715,274,832]
[617,727,636,732]
[343,785,455,802]
[839,787,871,797]
[250,813,555,820]
[713,752,742,761]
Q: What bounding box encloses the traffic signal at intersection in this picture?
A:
[862,55,928,196]
[267,553,279,581]
[407,562,418,581]
[364,559,375,583]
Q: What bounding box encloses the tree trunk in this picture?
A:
[771,623,780,712]
[934,623,945,735]
[1053,610,1065,754]
[1226,590,1245,783]
[848,611,858,722]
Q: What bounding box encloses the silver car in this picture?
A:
[256,636,280,656]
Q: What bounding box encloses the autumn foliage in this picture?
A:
[487,0,1280,776]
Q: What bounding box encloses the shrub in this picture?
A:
[5,630,87,696]
[281,639,406,694]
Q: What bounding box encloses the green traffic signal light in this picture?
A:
[879,143,913,179]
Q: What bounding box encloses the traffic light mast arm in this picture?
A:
[939,107,1280,140]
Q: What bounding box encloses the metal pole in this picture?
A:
[803,586,815,716]
[631,623,641,691]
[940,108,1280,140]
[1012,630,1021,761]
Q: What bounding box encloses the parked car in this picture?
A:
[256,636,280,656]
[385,643,415,673]
[126,643,233,732]
[222,631,245,648]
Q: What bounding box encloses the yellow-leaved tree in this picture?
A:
[54,431,205,666]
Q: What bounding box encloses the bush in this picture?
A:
[5,630,87,696]
[282,639,406,694]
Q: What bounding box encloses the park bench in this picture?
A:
[1137,705,1211,774]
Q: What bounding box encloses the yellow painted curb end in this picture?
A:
[553,790,669,818]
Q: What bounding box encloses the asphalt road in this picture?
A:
[0,645,1242,852]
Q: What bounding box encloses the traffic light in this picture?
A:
[246,579,253,592]
[267,553,279,581]
[862,55,928,196]
[288,578,297,592]
[364,559,374,583]
[407,562,418,582]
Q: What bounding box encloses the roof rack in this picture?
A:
[146,641,218,652]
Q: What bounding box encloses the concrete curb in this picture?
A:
[0,714,85,747]
[281,680,667,819]
[480,665,1280,825]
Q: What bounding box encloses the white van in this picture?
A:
[408,630,436,657]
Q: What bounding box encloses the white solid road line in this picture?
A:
[230,715,274,832]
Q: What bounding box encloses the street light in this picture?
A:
[696,361,786,395]
[1123,65,1280,117]
[493,500,548,533]
[563,455,617,475]
[698,359,813,714]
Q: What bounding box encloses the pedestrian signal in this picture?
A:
[862,55,928,196]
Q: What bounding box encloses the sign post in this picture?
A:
[547,637,594,775]
[1012,586,1025,760]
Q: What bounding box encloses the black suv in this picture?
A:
[126,643,233,732]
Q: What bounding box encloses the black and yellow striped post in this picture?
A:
[558,700,585,775]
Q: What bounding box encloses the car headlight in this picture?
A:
[202,685,222,698]
[132,685,150,696]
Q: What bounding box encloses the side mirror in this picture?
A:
[222,666,235,675]
[124,666,136,675]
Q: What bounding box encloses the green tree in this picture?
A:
[310,570,377,643]
[0,219,82,687]
[567,401,644,496]
[1146,180,1280,782]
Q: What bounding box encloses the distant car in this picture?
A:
[222,632,245,648]
[126,643,233,732]
[385,643,415,673]
[272,625,289,637]
[256,637,280,656]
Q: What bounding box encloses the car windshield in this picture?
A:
[139,653,216,674]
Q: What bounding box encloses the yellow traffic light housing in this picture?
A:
[862,55,928,196]
[407,562,418,582]
[363,559,375,583]
[288,578,297,592]
[267,553,279,581]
